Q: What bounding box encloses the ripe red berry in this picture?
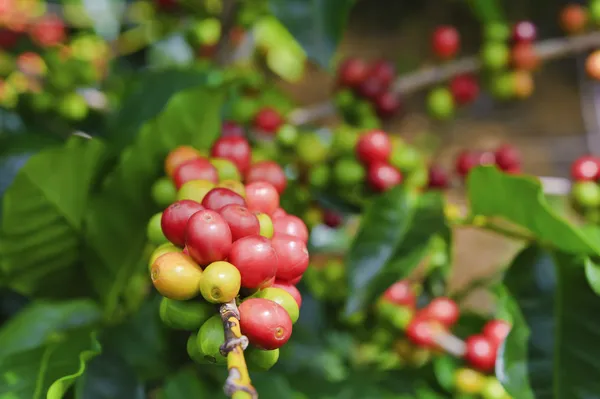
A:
[356,75,386,100]
[374,91,402,118]
[161,200,205,247]
[30,14,65,47]
[511,42,540,71]
[337,57,369,88]
[560,4,588,34]
[271,234,309,283]
[367,162,403,192]
[272,281,302,308]
[156,0,178,11]
[571,155,600,181]
[464,334,497,372]
[210,136,252,174]
[356,130,392,165]
[185,210,232,266]
[201,188,246,211]
[431,25,460,59]
[382,280,415,308]
[273,215,309,243]
[221,121,245,137]
[428,164,449,189]
[483,319,511,347]
[245,181,280,215]
[511,20,537,43]
[218,204,260,242]
[239,298,293,350]
[173,158,219,189]
[245,161,287,194]
[368,59,395,88]
[406,317,442,348]
[253,107,284,134]
[449,74,479,105]
[228,235,277,289]
[494,144,521,171]
[323,210,343,228]
[455,151,480,177]
[421,297,460,327]
[271,207,287,219]
[0,30,20,49]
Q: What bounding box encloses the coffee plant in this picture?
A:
[2,0,600,398]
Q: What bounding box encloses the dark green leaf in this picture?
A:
[85,86,225,317]
[158,367,211,399]
[433,356,459,392]
[467,166,600,255]
[344,189,446,316]
[0,137,108,296]
[268,0,355,69]
[467,0,505,22]
[0,327,101,399]
[498,245,600,398]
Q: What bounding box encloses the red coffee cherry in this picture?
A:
[185,210,232,266]
[271,234,309,283]
[272,281,302,308]
[455,150,482,177]
[201,188,246,211]
[368,59,396,88]
[173,158,219,189]
[357,75,386,100]
[382,280,416,308]
[355,129,392,165]
[431,25,460,59]
[511,42,540,71]
[218,204,260,242]
[406,317,443,348]
[0,30,20,50]
[586,50,600,80]
[211,136,252,174]
[161,200,205,247]
[228,235,277,289]
[494,144,521,171]
[464,334,497,372]
[483,319,511,347]
[273,215,309,243]
[271,207,287,219]
[323,210,343,228]
[571,155,600,181]
[427,164,449,189]
[221,120,245,137]
[421,297,460,327]
[449,74,479,105]
[337,57,369,88]
[245,161,287,194]
[239,298,293,350]
[253,107,284,134]
[245,181,280,215]
[374,91,402,119]
[367,162,403,192]
[30,14,66,47]
[511,20,537,43]
[560,4,588,34]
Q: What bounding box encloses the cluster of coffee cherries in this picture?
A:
[569,154,600,222]
[378,280,513,398]
[146,140,309,370]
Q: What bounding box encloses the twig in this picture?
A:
[214,0,239,66]
[433,330,467,357]
[219,300,257,399]
[288,31,600,126]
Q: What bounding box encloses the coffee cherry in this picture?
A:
[382,280,416,308]
[323,210,343,228]
[374,91,402,119]
[449,74,479,105]
[177,180,215,203]
[464,334,497,371]
[273,215,309,243]
[196,315,227,365]
[421,297,459,327]
[221,120,245,137]
[161,200,205,246]
[431,25,460,59]
[427,164,449,189]
[253,287,300,323]
[149,243,181,270]
[159,297,212,330]
[591,0,600,24]
[201,188,246,211]
[511,42,540,71]
[186,210,232,265]
[147,212,169,245]
[513,70,534,99]
[217,179,245,197]
[151,252,203,300]
[239,298,293,350]
[390,142,421,171]
[483,319,511,347]
[272,281,302,307]
[271,234,309,283]
[481,377,508,399]
[406,317,442,348]
[427,87,455,120]
[368,60,395,88]
[218,204,260,241]
[228,235,277,289]
[173,158,219,189]
[210,158,242,181]
[151,177,177,207]
[255,212,274,238]
[333,157,366,186]
[454,368,485,394]
[586,50,600,80]
[245,346,279,371]
[571,155,600,181]
[165,146,203,177]
[337,57,369,88]
[199,261,241,303]
[571,181,600,208]
[245,181,280,215]
[296,132,330,166]
[494,144,521,171]
[560,4,588,34]
[245,161,287,194]
[253,107,284,134]
[367,162,403,192]
[357,75,386,100]
[455,150,480,177]
[271,207,287,219]
[481,42,510,70]
[511,20,537,43]
[355,129,392,165]
[210,136,252,174]
[30,14,66,47]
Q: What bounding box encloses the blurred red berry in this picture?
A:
[571,155,600,181]
[449,74,479,105]
[374,91,402,118]
[253,107,284,134]
[221,121,245,137]
[337,57,369,88]
[512,20,537,42]
[432,25,460,59]
[323,210,343,228]
[495,144,521,171]
[428,164,449,189]
[367,162,403,192]
[30,14,65,47]
[368,59,395,88]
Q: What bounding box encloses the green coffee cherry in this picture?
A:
[187,332,213,364]
[591,0,600,24]
[58,92,89,121]
[147,212,168,245]
[177,180,215,203]
[484,22,510,42]
[481,41,510,70]
[231,97,259,123]
[481,377,508,399]
[404,166,428,189]
[252,287,300,323]
[309,164,331,188]
[210,158,242,181]
[159,297,213,330]
[151,177,177,207]
[491,72,516,100]
[333,158,365,186]
[276,124,298,148]
[296,132,329,165]
[245,346,280,371]
[196,314,227,365]
[334,89,356,110]
[427,87,455,120]
[390,145,422,172]
[332,125,360,155]
[572,181,600,208]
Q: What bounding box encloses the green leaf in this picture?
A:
[467,0,505,22]
[433,356,459,392]
[0,137,108,296]
[0,328,101,399]
[498,245,600,398]
[585,258,600,296]
[84,86,225,317]
[467,166,600,256]
[344,189,446,316]
[158,367,210,399]
[268,0,354,69]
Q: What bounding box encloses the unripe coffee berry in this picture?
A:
[245,346,280,371]
[272,281,302,308]
[427,87,455,120]
[151,177,177,207]
[185,210,232,265]
[151,252,203,300]
[159,297,212,330]
[161,200,205,246]
[217,179,246,197]
[147,212,169,245]
[196,315,227,365]
[164,146,203,177]
[199,261,241,303]
[228,235,277,289]
[149,243,180,270]
[239,298,293,350]
[176,180,215,203]
[210,158,242,181]
[255,212,274,238]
